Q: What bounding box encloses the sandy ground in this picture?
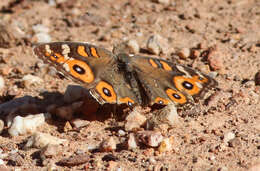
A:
[0,0,259,170]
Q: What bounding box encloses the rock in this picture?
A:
[0,76,5,92]
[255,71,260,85]
[0,120,4,134]
[146,35,162,55]
[158,137,174,153]
[100,137,116,152]
[35,33,52,43]
[118,129,126,136]
[147,104,180,130]
[22,74,43,86]
[25,132,68,149]
[8,114,46,136]
[155,0,170,5]
[63,121,73,132]
[177,48,190,59]
[137,131,163,147]
[57,154,90,167]
[223,132,235,145]
[41,144,62,158]
[128,133,138,149]
[71,119,90,128]
[125,108,147,131]
[112,39,140,55]
[206,47,224,70]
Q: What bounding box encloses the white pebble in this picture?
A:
[223,132,235,144]
[128,133,138,149]
[35,33,52,43]
[146,35,161,55]
[138,131,163,147]
[25,132,68,149]
[8,114,45,136]
[118,129,126,136]
[127,39,140,54]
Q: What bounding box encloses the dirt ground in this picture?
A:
[0,0,259,170]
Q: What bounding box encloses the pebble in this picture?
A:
[177,48,190,59]
[32,24,49,34]
[146,35,162,55]
[125,108,147,131]
[127,133,138,149]
[118,129,126,136]
[155,0,170,5]
[126,40,140,54]
[255,71,260,85]
[41,144,61,158]
[137,131,163,147]
[58,154,90,166]
[158,137,174,153]
[100,137,117,152]
[207,47,224,70]
[8,113,46,136]
[0,119,4,134]
[25,132,68,149]
[71,119,90,128]
[0,76,5,92]
[35,32,52,43]
[223,132,235,145]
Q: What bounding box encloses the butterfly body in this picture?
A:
[33,42,217,107]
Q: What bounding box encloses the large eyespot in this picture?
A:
[154,97,169,105]
[119,97,135,106]
[95,81,117,103]
[65,59,94,83]
[165,88,187,104]
[173,76,201,96]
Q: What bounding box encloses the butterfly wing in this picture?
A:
[129,55,217,106]
[33,42,139,106]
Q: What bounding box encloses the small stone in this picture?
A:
[8,114,45,136]
[58,154,90,167]
[118,129,126,136]
[100,137,116,152]
[128,133,138,149]
[35,32,52,43]
[71,119,90,128]
[125,108,147,131]
[149,157,156,164]
[158,137,174,153]
[137,131,163,147]
[25,132,68,149]
[22,74,43,87]
[126,39,140,54]
[0,76,5,92]
[207,47,224,70]
[156,0,170,5]
[223,132,235,145]
[41,144,61,158]
[64,121,73,132]
[255,71,260,85]
[0,120,4,134]
[146,35,162,55]
[177,48,190,59]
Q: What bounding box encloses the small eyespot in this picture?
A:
[103,87,112,97]
[128,101,133,106]
[73,64,85,75]
[182,81,194,90]
[173,93,181,99]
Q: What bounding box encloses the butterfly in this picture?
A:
[33,42,217,107]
